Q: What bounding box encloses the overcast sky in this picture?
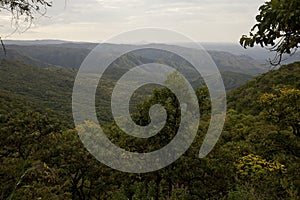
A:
[0,0,263,43]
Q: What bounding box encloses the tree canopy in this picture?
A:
[240,0,300,65]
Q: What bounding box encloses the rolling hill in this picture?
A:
[1,45,299,199]
[227,62,300,115]
[0,59,75,126]
[5,42,267,75]
[0,41,273,125]
[0,55,252,126]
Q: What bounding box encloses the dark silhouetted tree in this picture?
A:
[240,0,300,66]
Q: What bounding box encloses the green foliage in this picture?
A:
[225,185,257,200]
[8,44,266,75]
[260,86,300,136]
[221,71,253,91]
[208,51,267,76]
[0,111,64,199]
[0,58,76,127]
[220,115,299,199]
[1,57,300,199]
[0,111,61,159]
[235,154,286,180]
[227,62,300,115]
[240,0,300,65]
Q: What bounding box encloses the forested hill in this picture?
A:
[0,55,251,126]
[6,43,267,75]
[0,59,75,127]
[227,62,300,115]
[0,56,299,198]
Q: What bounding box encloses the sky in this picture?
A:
[0,0,263,43]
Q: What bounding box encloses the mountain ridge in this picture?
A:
[4,43,267,76]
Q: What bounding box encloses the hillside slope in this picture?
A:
[0,57,299,199]
[0,56,253,126]
[0,59,75,126]
[227,62,300,115]
[7,43,266,76]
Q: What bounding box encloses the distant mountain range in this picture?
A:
[4,40,300,65]
[2,41,268,75]
[1,40,299,124]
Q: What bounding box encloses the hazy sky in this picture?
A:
[0,0,263,43]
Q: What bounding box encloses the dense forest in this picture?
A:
[0,0,299,199]
[0,50,299,199]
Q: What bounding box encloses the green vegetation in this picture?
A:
[0,54,299,199]
[0,58,75,127]
[0,48,257,122]
[1,0,299,198]
[260,87,300,136]
[6,43,267,75]
[227,62,300,115]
